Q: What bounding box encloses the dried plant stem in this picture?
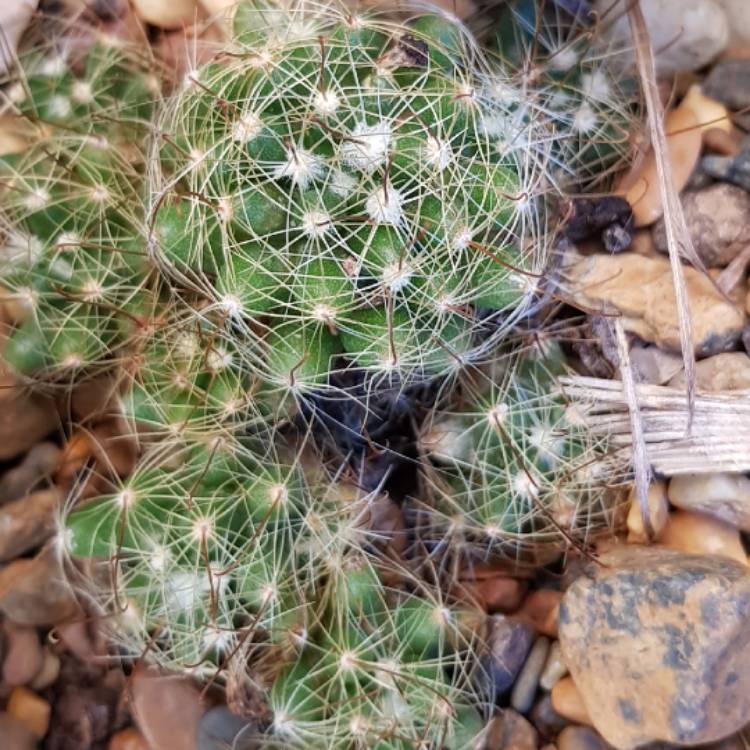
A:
[561,376,750,475]
[626,0,697,423]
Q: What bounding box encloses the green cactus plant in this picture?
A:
[0,34,160,381]
[416,337,627,561]
[490,0,642,190]
[0,2,634,746]
[147,0,551,397]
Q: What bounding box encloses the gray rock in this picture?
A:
[0,442,60,503]
[0,487,62,562]
[703,151,750,192]
[197,706,261,750]
[668,472,750,530]
[482,617,535,700]
[559,546,750,749]
[539,640,568,691]
[529,694,567,740]
[703,59,750,111]
[558,726,614,750]
[652,184,750,267]
[510,636,550,714]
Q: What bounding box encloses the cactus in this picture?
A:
[490,0,642,190]
[147,0,551,396]
[0,1,633,745]
[416,337,627,561]
[0,34,160,380]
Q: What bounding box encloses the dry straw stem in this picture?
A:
[625,0,698,420]
[560,376,750,475]
[611,317,652,537]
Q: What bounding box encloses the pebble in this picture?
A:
[131,666,204,750]
[703,127,739,156]
[657,509,747,564]
[558,546,750,749]
[452,570,527,613]
[629,343,683,385]
[30,647,61,690]
[703,150,750,192]
[593,0,729,74]
[668,352,750,391]
[515,589,562,638]
[0,487,63,562]
[717,0,750,46]
[652,183,750,267]
[197,706,259,750]
[69,377,120,423]
[109,727,150,750]
[7,686,50,738]
[0,2,38,76]
[2,623,43,687]
[703,59,750,110]
[486,709,539,750]
[0,712,37,750]
[563,250,746,356]
[530,694,568,740]
[550,677,592,727]
[511,636,550,714]
[558,726,613,750]
[0,443,61,503]
[539,640,568,691]
[0,544,81,626]
[0,376,59,461]
[622,101,703,227]
[668,473,750,530]
[131,0,199,28]
[483,616,536,699]
[626,480,669,544]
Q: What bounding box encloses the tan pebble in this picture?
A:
[30,648,61,690]
[55,431,93,483]
[626,480,670,544]
[131,0,200,28]
[69,377,120,422]
[516,590,562,638]
[7,686,51,738]
[668,353,750,393]
[0,487,63,562]
[90,418,138,477]
[0,712,36,750]
[657,509,746,564]
[0,544,81,626]
[475,577,527,614]
[108,727,150,750]
[539,640,568,691]
[703,127,739,155]
[485,708,539,750]
[683,84,732,134]
[0,442,61,503]
[131,666,204,750]
[622,103,702,227]
[2,623,43,687]
[558,725,613,750]
[541,744,558,750]
[0,377,58,461]
[551,677,592,727]
[630,230,657,257]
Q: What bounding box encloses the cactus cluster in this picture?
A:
[491,0,641,190]
[0,1,635,745]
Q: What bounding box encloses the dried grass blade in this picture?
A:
[626,1,697,426]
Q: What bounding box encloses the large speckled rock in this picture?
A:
[563,251,745,356]
[652,185,750,268]
[558,546,750,750]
